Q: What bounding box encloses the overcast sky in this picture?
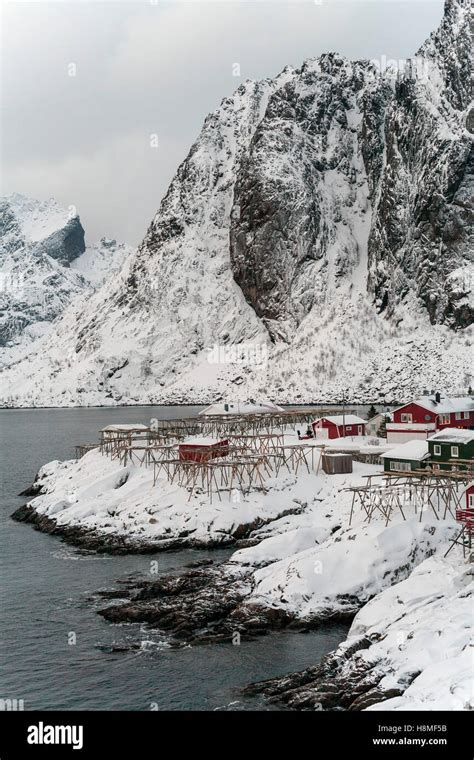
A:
[2,0,444,246]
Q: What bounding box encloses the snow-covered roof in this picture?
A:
[313,415,366,426]
[180,436,228,446]
[381,440,430,461]
[394,395,474,415]
[101,423,149,432]
[387,422,437,430]
[428,428,474,444]
[199,401,284,416]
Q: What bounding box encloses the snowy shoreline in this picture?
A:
[244,556,472,711]
[12,441,472,711]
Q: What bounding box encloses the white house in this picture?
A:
[199,400,284,416]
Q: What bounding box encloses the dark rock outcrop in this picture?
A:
[96,561,354,646]
[243,635,405,710]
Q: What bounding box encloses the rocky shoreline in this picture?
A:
[243,558,472,712]
[95,561,355,646]
[243,636,404,711]
[11,502,299,555]
[11,503,184,554]
[94,553,472,713]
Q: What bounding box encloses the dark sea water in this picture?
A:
[0,406,349,710]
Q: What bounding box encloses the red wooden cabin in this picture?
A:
[179,437,229,463]
[392,394,474,431]
[465,484,474,511]
[312,415,366,440]
[446,483,474,558]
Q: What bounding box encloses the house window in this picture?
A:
[463,411,469,419]
[346,426,352,431]
[390,461,411,472]
[451,446,459,458]
[469,494,474,509]
[439,414,450,424]
[455,412,462,420]
[433,444,441,456]
[401,413,412,423]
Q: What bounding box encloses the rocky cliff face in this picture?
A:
[230,57,388,342]
[367,0,473,328]
[0,0,471,406]
[230,0,472,338]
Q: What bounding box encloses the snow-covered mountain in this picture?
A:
[0,194,132,367]
[0,0,472,407]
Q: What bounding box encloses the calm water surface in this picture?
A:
[0,406,349,710]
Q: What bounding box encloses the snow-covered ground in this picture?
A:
[237,519,458,622]
[22,447,318,549]
[357,557,473,711]
[70,237,132,289]
[19,433,392,549]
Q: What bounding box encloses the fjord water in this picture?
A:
[0,406,348,711]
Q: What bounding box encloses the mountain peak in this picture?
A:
[0,5,471,406]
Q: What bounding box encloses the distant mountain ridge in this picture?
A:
[0,194,132,366]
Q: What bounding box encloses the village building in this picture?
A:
[312,414,366,439]
[381,440,430,473]
[199,400,284,416]
[427,428,474,473]
[464,483,474,511]
[386,394,474,443]
[385,421,437,444]
[179,437,229,462]
[365,412,390,437]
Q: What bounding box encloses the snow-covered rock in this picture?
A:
[0,0,471,406]
[70,237,132,289]
[0,194,132,367]
[367,0,473,329]
[244,519,458,622]
[247,556,472,711]
[357,558,473,711]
